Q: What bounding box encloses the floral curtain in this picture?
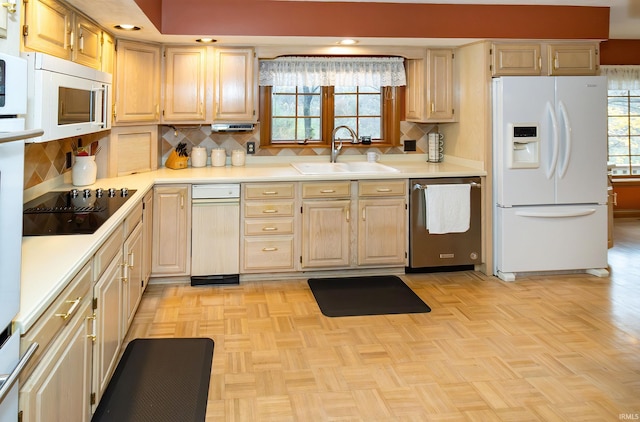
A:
[600,65,640,90]
[258,56,406,87]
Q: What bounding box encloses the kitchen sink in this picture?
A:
[291,162,400,175]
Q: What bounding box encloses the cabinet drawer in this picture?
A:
[359,180,407,197]
[243,237,295,271]
[244,218,294,236]
[244,201,294,218]
[20,262,92,382]
[93,224,124,281]
[244,183,295,199]
[302,181,351,198]
[123,201,143,239]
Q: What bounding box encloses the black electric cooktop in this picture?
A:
[23,188,136,236]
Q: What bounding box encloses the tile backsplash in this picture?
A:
[159,121,437,162]
[23,132,106,190]
[23,121,437,190]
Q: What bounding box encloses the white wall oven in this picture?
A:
[0,52,40,422]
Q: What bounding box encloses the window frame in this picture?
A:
[259,85,401,148]
[607,88,640,178]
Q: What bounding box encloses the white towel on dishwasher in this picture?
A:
[424,184,471,234]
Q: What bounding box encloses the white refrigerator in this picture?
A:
[492,76,609,282]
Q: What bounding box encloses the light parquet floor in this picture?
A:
[125,219,640,421]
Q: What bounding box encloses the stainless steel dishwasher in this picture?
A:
[191,184,240,285]
[407,177,482,271]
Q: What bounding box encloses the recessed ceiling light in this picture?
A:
[114,24,141,31]
[338,39,358,45]
[196,38,217,43]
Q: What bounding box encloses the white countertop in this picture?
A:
[16,156,485,333]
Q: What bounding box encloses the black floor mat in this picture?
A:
[308,275,431,317]
[92,338,214,422]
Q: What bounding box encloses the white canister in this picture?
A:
[367,151,380,162]
[231,149,246,166]
[72,155,97,186]
[211,148,226,167]
[191,146,207,167]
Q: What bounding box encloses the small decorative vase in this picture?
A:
[72,155,97,186]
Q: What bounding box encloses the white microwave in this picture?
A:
[0,52,27,116]
[23,52,112,143]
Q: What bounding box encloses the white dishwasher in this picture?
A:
[191,184,240,285]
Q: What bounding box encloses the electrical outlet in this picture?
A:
[247,142,256,154]
[404,140,416,152]
[66,152,73,169]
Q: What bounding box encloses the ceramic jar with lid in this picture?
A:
[191,146,207,167]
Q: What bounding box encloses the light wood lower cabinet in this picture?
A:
[19,299,93,422]
[151,185,191,276]
[19,263,93,422]
[357,180,407,266]
[122,219,144,339]
[300,180,407,270]
[92,247,124,408]
[241,182,296,273]
[142,190,154,284]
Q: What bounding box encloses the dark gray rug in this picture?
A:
[92,338,213,422]
[308,275,431,317]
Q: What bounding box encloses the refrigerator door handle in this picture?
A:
[546,101,560,179]
[515,208,596,218]
[557,100,572,179]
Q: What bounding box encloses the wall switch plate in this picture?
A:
[404,140,416,152]
[247,141,256,154]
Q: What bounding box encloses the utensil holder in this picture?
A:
[72,155,97,186]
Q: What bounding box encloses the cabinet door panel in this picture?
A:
[548,43,598,76]
[164,47,206,121]
[72,15,101,69]
[24,0,71,59]
[214,48,256,122]
[123,222,143,337]
[301,200,351,268]
[151,185,191,276]
[358,198,406,266]
[115,40,161,123]
[491,43,542,76]
[93,251,123,403]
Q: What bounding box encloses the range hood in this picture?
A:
[211,123,255,133]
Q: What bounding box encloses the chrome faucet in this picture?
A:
[330,125,358,163]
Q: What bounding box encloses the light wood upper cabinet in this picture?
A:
[115,40,161,124]
[151,185,191,277]
[405,49,455,123]
[490,43,542,76]
[163,46,207,122]
[491,42,599,76]
[23,0,72,59]
[101,31,115,74]
[22,0,111,71]
[71,14,101,69]
[548,43,598,76]
[213,48,257,122]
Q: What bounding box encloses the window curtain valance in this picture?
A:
[258,56,406,87]
[600,65,640,90]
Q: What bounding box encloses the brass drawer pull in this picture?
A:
[262,227,278,231]
[262,191,278,195]
[376,188,392,192]
[320,189,336,193]
[262,209,278,214]
[262,247,278,252]
[54,297,82,321]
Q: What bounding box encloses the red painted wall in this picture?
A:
[601,40,640,65]
[135,1,609,41]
